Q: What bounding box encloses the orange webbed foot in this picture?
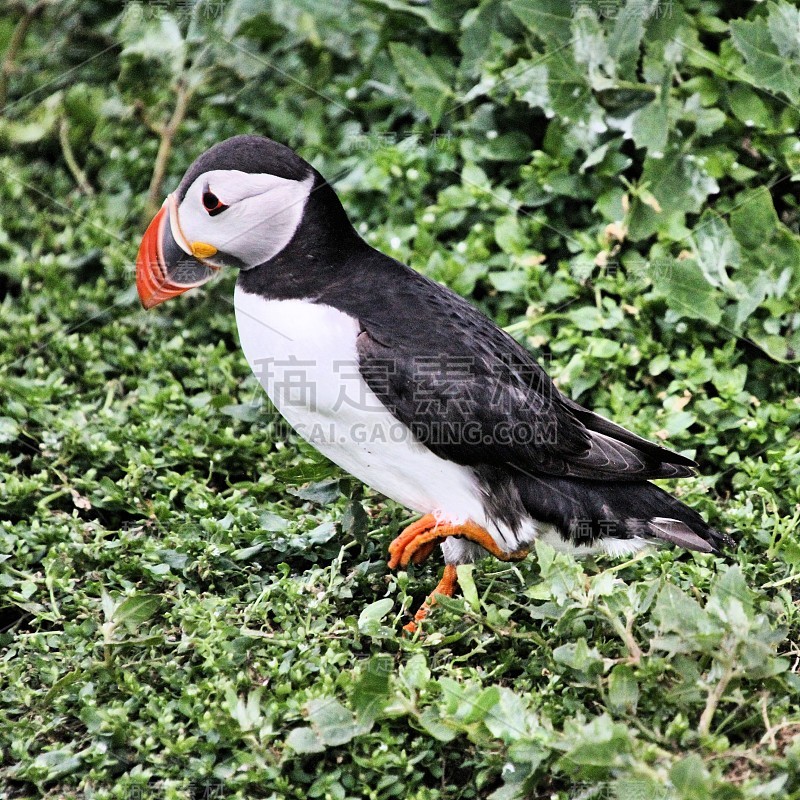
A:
[388,515,530,630]
[388,514,529,569]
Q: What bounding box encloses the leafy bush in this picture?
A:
[1,1,799,798]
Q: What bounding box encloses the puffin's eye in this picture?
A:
[202,189,228,217]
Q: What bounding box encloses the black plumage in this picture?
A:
[219,135,733,554]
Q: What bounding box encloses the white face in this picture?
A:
[174,169,315,269]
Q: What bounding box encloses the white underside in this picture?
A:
[233,286,650,563]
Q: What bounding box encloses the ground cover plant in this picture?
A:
[1,0,799,797]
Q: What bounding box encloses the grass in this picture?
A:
[2,0,800,797]
[1,240,798,798]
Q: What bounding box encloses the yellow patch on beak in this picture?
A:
[191,241,218,258]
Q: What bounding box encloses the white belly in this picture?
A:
[233,287,498,536]
[232,285,641,561]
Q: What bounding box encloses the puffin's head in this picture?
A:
[136,134,315,308]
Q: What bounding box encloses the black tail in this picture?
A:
[516,474,734,554]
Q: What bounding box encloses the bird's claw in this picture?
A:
[387,514,530,630]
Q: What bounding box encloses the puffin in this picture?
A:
[136,134,733,630]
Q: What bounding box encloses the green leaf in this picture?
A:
[560,714,631,769]
[572,7,610,87]
[731,10,800,104]
[670,754,712,799]
[544,48,600,129]
[2,91,61,144]
[305,697,368,746]
[568,305,605,331]
[508,0,571,41]
[502,60,550,110]
[456,564,479,611]
[630,97,669,155]
[231,542,264,561]
[352,656,393,724]
[628,148,719,240]
[113,594,160,630]
[418,706,458,742]
[285,725,324,754]
[580,142,610,172]
[766,2,800,59]
[692,214,740,290]
[472,132,534,162]
[614,778,672,800]
[553,638,603,674]
[710,565,754,624]
[653,584,705,631]
[0,417,19,444]
[388,42,452,125]
[608,665,639,713]
[341,500,369,541]
[728,84,777,130]
[494,214,527,255]
[462,685,500,724]
[118,8,185,76]
[489,270,528,293]
[43,670,83,706]
[652,258,722,325]
[482,688,531,743]
[300,520,337,546]
[399,654,430,691]
[220,402,261,422]
[289,478,341,504]
[532,540,585,603]
[367,0,455,33]
[259,511,290,532]
[649,354,671,376]
[608,0,657,65]
[729,187,780,251]
[357,598,394,635]
[224,687,265,733]
[28,748,82,782]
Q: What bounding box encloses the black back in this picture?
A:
[226,135,730,552]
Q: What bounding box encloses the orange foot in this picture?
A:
[388,513,529,632]
[403,565,458,634]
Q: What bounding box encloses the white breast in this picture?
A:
[232,286,646,562]
[233,286,503,538]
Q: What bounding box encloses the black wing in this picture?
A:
[354,269,695,482]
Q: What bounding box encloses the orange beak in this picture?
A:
[136,195,218,309]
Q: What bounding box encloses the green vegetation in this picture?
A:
[1,0,799,797]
